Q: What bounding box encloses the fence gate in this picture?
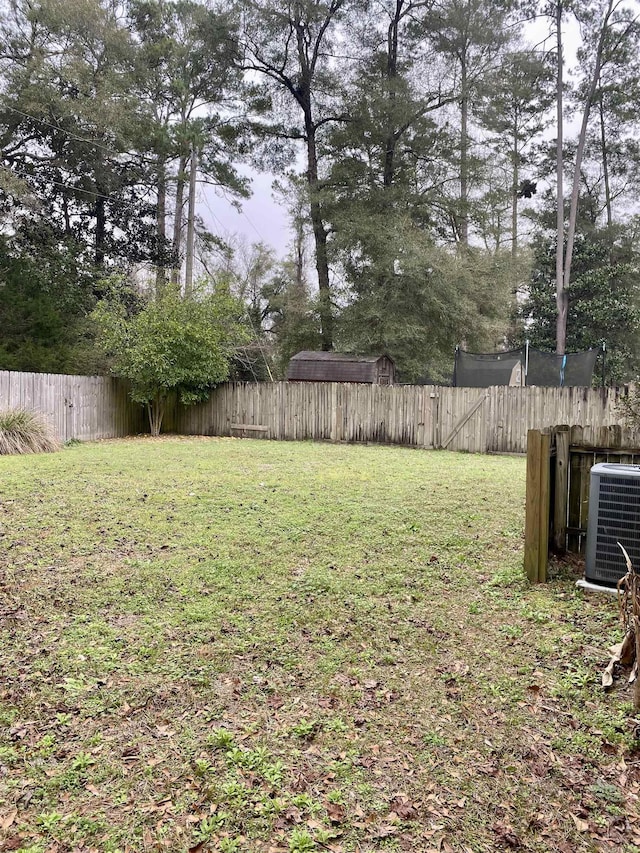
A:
[436,388,490,453]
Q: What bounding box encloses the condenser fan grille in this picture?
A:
[586,466,640,586]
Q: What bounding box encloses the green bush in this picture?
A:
[92,282,248,436]
[0,409,61,455]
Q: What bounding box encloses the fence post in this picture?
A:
[553,426,570,553]
[538,431,550,582]
[525,429,551,583]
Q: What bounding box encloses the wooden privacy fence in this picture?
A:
[0,372,632,453]
[524,425,640,582]
[0,371,145,443]
[168,382,628,454]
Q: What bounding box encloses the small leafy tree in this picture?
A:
[93,283,247,435]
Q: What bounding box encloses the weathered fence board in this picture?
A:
[172,383,629,454]
[0,371,146,443]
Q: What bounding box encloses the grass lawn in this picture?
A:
[0,437,638,853]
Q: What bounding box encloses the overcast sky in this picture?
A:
[201,169,290,259]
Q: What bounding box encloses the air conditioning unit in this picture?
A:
[585,463,640,586]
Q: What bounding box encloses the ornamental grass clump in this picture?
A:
[0,409,61,455]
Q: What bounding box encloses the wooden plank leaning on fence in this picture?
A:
[524,428,551,583]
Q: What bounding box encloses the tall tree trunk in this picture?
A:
[171,153,188,285]
[156,157,167,297]
[460,58,469,247]
[94,145,106,268]
[562,0,615,342]
[599,90,613,229]
[243,0,344,352]
[63,194,71,235]
[374,0,402,351]
[511,126,519,261]
[184,145,198,298]
[95,195,105,267]
[383,1,400,189]
[511,123,520,296]
[294,205,305,288]
[555,0,566,355]
[304,111,333,350]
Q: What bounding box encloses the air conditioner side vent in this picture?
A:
[585,464,640,586]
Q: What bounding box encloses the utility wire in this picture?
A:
[5,105,275,249]
[201,179,270,247]
[240,207,268,244]
[3,104,126,159]
[201,189,233,243]
[4,163,150,211]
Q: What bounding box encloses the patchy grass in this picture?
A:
[0,437,638,853]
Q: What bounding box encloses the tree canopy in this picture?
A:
[2,0,640,384]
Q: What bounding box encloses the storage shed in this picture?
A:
[286,351,395,384]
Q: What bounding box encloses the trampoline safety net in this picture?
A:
[454,347,598,388]
[454,349,524,387]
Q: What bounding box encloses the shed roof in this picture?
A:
[290,351,389,364]
[286,351,394,383]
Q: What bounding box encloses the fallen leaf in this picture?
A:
[492,822,522,848]
[1,808,18,830]
[373,824,398,838]
[326,802,346,824]
[570,814,589,833]
[389,796,418,820]
[0,838,24,851]
[155,725,176,738]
